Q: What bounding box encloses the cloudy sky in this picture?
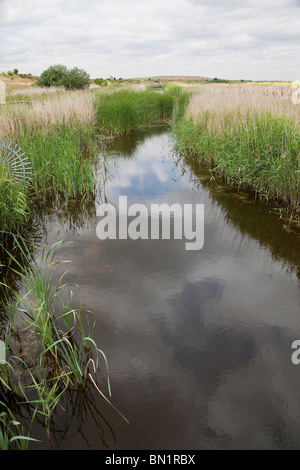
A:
[0,0,299,81]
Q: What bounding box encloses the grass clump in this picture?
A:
[0,238,112,447]
[0,402,39,450]
[0,161,29,242]
[18,123,96,203]
[96,89,174,135]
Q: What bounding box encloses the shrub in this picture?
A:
[64,67,91,90]
[37,65,90,90]
[37,64,68,88]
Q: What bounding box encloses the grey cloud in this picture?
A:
[0,0,299,80]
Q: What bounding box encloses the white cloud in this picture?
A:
[0,0,299,80]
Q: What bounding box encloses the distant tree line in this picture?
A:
[2,69,35,79]
[93,77,124,87]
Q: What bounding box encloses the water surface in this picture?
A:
[30,127,300,449]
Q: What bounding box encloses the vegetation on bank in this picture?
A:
[0,161,29,236]
[0,85,177,447]
[0,86,179,245]
[0,90,98,246]
[173,84,300,212]
[0,238,112,449]
[95,89,174,135]
[1,80,299,448]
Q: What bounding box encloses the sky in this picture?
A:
[0,0,300,81]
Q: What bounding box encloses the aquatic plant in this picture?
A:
[0,238,111,442]
[0,161,29,241]
[18,123,97,203]
[96,89,174,135]
[0,401,39,450]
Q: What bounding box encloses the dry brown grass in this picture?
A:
[186,84,300,130]
[0,90,97,137]
[8,86,61,97]
[0,83,151,138]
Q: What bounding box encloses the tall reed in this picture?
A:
[96,89,174,135]
[174,84,300,210]
[0,161,29,242]
[0,237,111,445]
[0,90,99,237]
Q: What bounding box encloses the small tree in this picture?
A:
[64,67,91,90]
[37,64,68,87]
[37,64,90,90]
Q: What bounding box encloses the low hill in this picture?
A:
[0,74,37,89]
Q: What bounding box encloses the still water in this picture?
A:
[31,127,300,449]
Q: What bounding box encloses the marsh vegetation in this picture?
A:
[173,84,300,214]
[0,84,180,448]
[0,85,179,243]
[0,80,299,448]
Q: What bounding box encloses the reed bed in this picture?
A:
[7,86,62,100]
[0,90,97,136]
[96,89,174,135]
[0,86,178,240]
[186,83,299,128]
[0,161,29,237]
[0,90,100,236]
[174,84,300,210]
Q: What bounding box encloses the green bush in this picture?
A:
[64,67,91,90]
[37,64,90,90]
[93,78,104,85]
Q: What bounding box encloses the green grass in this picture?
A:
[0,87,186,244]
[96,89,174,135]
[174,111,300,209]
[18,123,97,203]
[0,162,29,241]
[0,121,97,243]
[0,402,39,450]
[0,238,111,447]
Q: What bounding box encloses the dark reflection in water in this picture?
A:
[177,158,300,277]
[167,280,256,388]
[5,127,300,450]
[103,126,169,158]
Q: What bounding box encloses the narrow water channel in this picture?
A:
[30,127,300,449]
